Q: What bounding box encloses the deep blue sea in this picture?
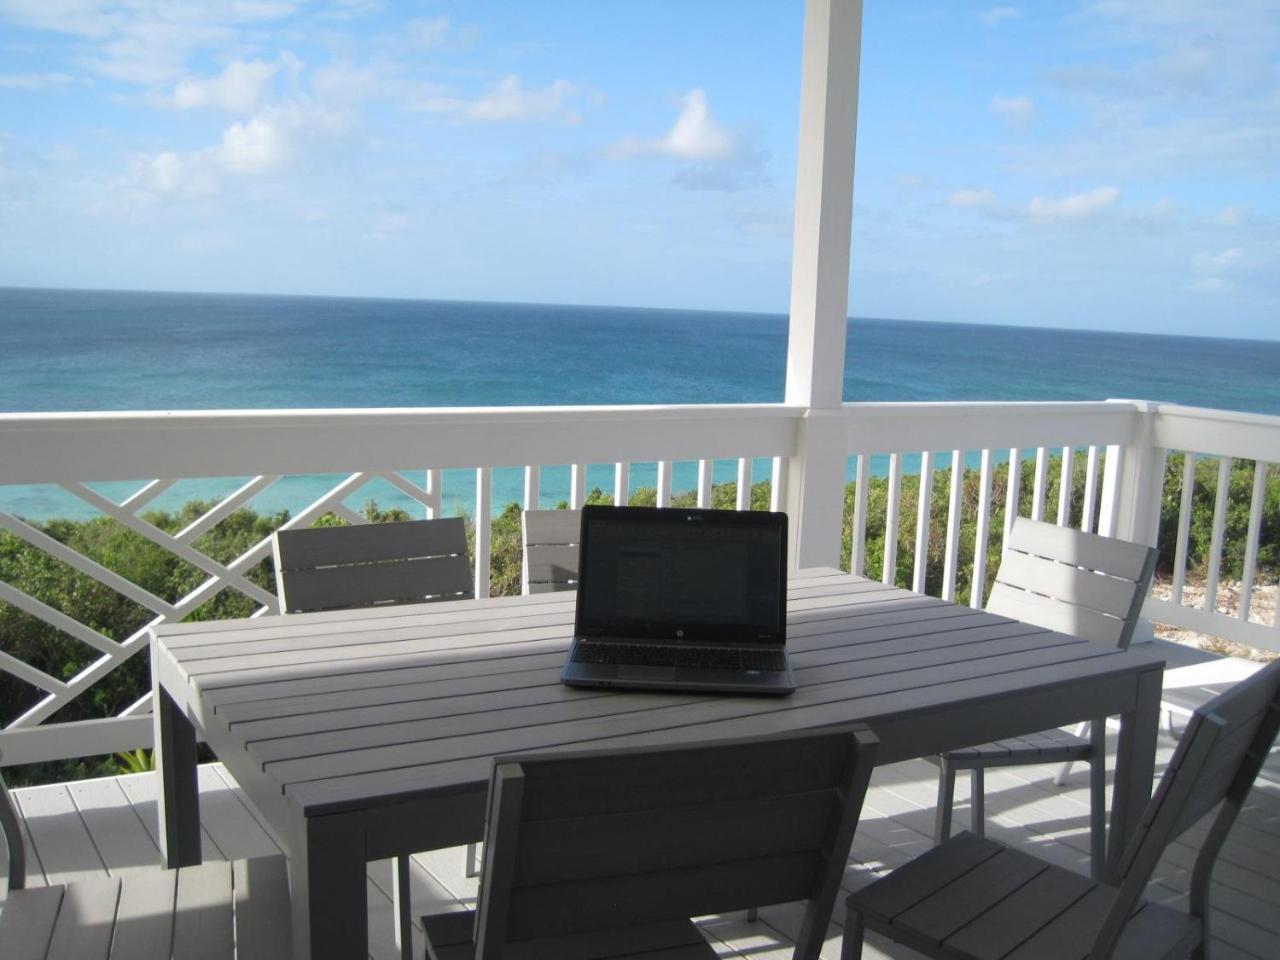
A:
[3,287,1279,520]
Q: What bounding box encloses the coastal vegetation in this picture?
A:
[1,452,1276,786]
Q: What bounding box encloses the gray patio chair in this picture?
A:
[422,724,880,960]
[844,657,1280,960]
[931,516,1157,878]
[521,508,581,593]
[273,516,477,952]
[0,749,293,957]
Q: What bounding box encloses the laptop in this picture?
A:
[561,504,796,695]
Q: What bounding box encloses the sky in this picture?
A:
[0,1,1276,339]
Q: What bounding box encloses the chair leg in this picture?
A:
[971,767,985,838]
[934,757,957,845]
[1054,721,1091,785]
[1088,721,1107,880]
[746,907,758,922]
[465,842,480,879]
[392,855,414,960]
[840,906,865,960]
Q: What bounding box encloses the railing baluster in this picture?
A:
[971,448,993,608]
[736,458,751,511]
[523,465,541,511]
[1004,447,1021,543]
[883,453,903,585]
[474,467,491,599]
[1204,456,1232,613]
[850,454,869,576]
[770,457,786,513]
[912,451,935,594]
[1031,446,1049,521]
[1080,446,1099,533]
[1239,461,1269,622]
[614,462,630,506]
[941,450,963,602]
[697,459,712,508]
[571,463,586,509]
[657,460,672,507]
[1057,445,1073,526]
[426,468,442,519]
[1171,453,1197,604]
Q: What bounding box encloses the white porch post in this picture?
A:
[1099,400,1166,547]
[784,0,863,570]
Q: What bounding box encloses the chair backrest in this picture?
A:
[986,517,1157,649]
[0,750,27,891]
[273,517,473,614]
[1092,658,1280,958]
[473,725,879,960]
[521,509,581,594]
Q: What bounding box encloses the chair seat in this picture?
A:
[935,727,1093,768]
[423,910,717,960]
[846,832,1199,960]
[0,855,290,960]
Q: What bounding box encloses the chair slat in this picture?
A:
[523,510,582,545]
[525,544,580,585]
[1003,884,1116,960]
[853,832,1000,923]
[279,554,473,612]
[275,517,467,567]
[995,550,1139,616]
[986,583,1125,647]
[1006,517,1154,581]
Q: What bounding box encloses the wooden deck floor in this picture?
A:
[4,647,1278,959]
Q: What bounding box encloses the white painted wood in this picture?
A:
[1099,443,1124,537]
[942,450,963,603]
[656,460,672,507]
[425,469,442,519]
[970,449,993,609]
[786,415,848,570]
[1057,445,1073,526]
[177,476,277,542]
[474,468,491,601]
[1031,446,1049,522]
[883,453,903,585]
[523,466,540,512]
[1204,456,1232,612]
[1004,448,1021,544]
[1238,461,1268,622]
[1171,453,1197,604]
[736,457,751,510]
[769,456,786,514]
[1143,598,1280,655]
[1081,446,1099,533]
[850,454,869,576]
[1151,402,1280,463]
[697,459,712,508]
[912,451,935,594]
[570,463,585,510]
[614,462,630,506]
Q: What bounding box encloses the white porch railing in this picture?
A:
[1,399,1277,769]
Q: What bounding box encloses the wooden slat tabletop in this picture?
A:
[155,570,1164,820]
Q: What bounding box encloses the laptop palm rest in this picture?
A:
[618,665,677,681]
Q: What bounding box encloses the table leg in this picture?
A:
[290,812,368,960]
[1105,666,1162,881]
[154,682,200,868]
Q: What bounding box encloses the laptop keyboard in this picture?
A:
[573,642,786,672]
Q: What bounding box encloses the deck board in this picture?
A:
[4,658,1278,960]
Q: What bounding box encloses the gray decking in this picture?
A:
[4,646,1278,959]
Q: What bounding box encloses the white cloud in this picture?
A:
[0,72,74,90]
[948,188,996,208]
[989,94,1035,128]
[165,59,278,114]
[1027,186,1119,221]
[219,115,290,173]
[615,89,736,160]
[1189,246,1245,293]
[1215,205,1248,226]
[408,16,449,48]
[416,75,581,123]
[980,7,1021,26]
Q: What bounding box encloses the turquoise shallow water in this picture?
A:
[3,287,1279,520]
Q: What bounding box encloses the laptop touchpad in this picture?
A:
[618,666,677,681]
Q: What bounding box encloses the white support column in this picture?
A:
[783,0,863,570]
[1099,400,1165,546]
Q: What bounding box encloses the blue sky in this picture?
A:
[0,1,1276,338]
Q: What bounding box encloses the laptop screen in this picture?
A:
[574,505,787,645]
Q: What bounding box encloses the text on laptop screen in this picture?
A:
[577,513,784,643]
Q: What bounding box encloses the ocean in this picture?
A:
[3,287,1279,521]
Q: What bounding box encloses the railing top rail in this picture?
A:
[1143,402,1280,463]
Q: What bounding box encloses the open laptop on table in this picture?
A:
[561,504,795,695]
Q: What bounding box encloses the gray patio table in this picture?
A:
[150,568,1165,960]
